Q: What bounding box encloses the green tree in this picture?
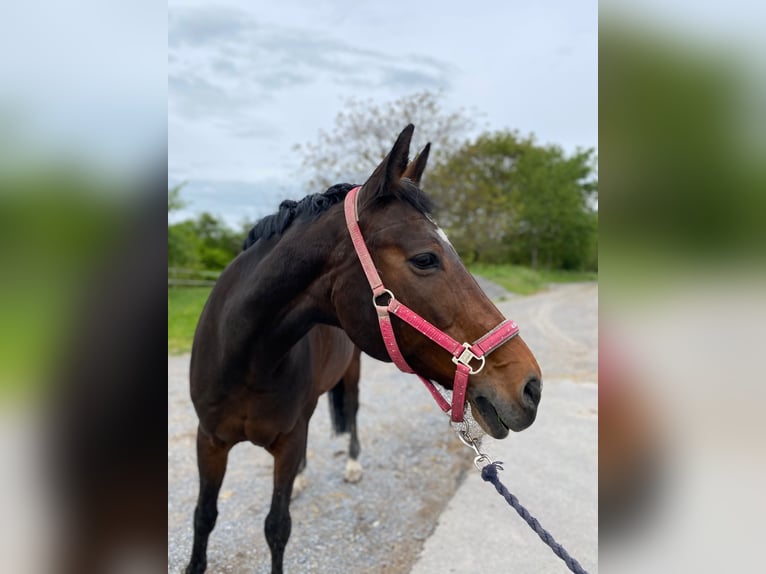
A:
[168,197,243,271]
[168,185,195,268]
[168,183,186,213]
[189,212,242,270]
[428,131,598,269]
[294,90,476,190]
[168,219,200,269]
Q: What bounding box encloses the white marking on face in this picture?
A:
[427,215,454,249]
[435,225,453,247]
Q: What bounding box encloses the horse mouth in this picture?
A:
[471,395,510,439]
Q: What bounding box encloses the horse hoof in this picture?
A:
[292,473,308,499]
[344,459,363,483]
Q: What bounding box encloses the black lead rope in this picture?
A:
[480,462,589,574]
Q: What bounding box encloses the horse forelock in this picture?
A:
[391,178,434,217]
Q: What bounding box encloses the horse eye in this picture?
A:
[410,253,440,270]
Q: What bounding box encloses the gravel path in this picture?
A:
[167,281,597,573]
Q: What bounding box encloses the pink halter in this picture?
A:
[344,185,520,423]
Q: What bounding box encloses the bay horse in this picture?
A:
[186,125,542,574]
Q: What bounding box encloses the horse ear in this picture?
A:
[385,123,414,183]
[360,124,414,206]
[402,142,431,185]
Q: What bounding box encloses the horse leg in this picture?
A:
[265,421,308,574]
[185,426,231,574]
[343,349,363,483]
[291,444,309,499]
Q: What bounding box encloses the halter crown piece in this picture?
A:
[344,186,520,423]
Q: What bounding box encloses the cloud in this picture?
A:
[168,177,303,228]
[168,6,256,48]
[379,66,450,90]
[168,5,454,138]
[168,73,236,117]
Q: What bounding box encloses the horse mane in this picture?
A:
[242,180,433,251]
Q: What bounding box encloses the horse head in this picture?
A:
[333,125,542,438]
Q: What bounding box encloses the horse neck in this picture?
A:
[227,209,348,361]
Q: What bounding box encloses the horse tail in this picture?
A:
[328,348,361,435]
[328,381,348,434]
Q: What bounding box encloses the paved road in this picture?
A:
[167,282,597,573]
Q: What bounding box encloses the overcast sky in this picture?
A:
[168,0,597,225]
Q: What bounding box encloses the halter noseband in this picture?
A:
[344,185,520,423]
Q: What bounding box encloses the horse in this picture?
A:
[185,124,542,574]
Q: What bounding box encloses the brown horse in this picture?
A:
[186,125,542,574]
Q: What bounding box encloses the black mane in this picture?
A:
[242,180,433,251]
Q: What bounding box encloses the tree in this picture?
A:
[168,185,195,268]
[189,212,242,270]
[168,183,186,213]
[294,90,477,191]
[427,131,598,269]
[168,208,243,271]
[168,219,199,269]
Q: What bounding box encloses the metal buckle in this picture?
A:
[451,343,486,374]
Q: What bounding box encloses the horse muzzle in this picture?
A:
[469,374,542,437]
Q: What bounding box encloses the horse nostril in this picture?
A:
[522,376,542,407]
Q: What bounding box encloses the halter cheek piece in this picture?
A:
[344,186,520,423]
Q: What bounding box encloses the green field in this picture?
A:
[167,265,597,354]
[467,263,597,296]
[168,287,211,354]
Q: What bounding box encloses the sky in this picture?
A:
[168,0,598,226]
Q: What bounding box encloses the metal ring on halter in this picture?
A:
[372,289,395,308]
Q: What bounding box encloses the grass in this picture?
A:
[468,263,597,296]
[166,265,597,354]
[168,287,211,354]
